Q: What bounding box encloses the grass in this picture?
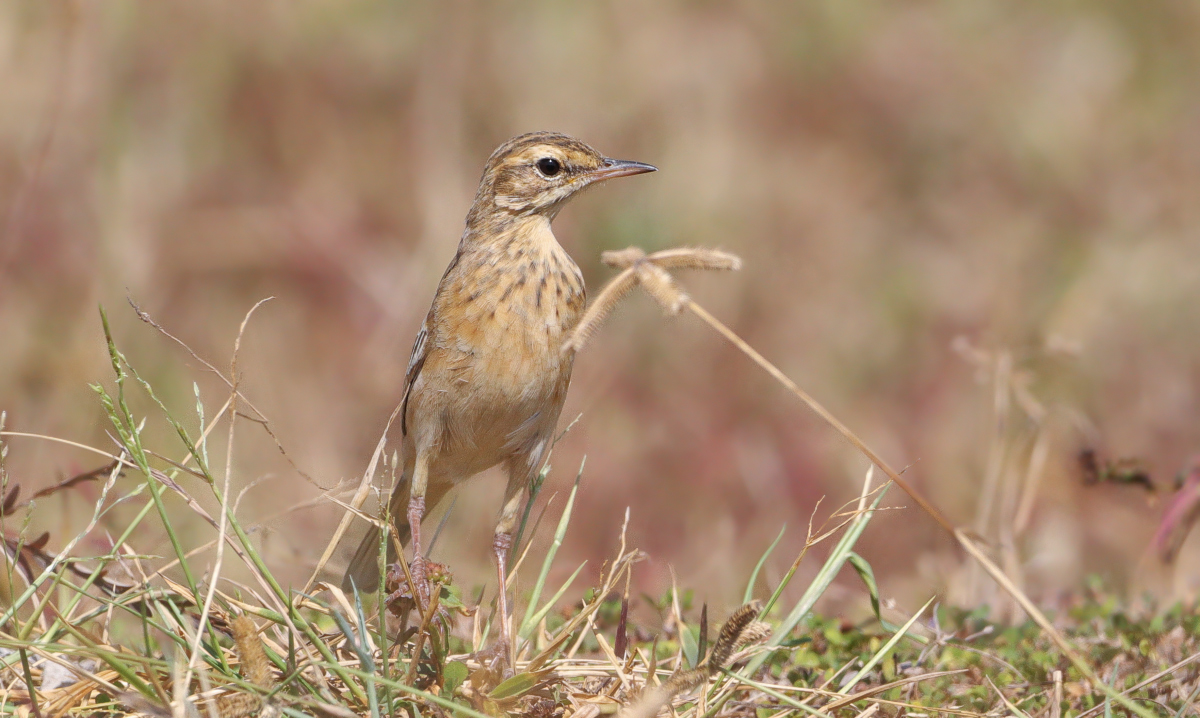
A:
[1,248,1198,716]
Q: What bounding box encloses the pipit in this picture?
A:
[343,131,656,654]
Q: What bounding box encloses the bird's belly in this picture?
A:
[425,292,578,475]
[408,234,585,479]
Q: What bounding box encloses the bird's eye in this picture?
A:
[536,157,562,177]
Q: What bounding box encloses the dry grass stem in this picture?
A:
[563,268,639,355]
[567,245,1169,718]
[563,246,742,354]
[182,298,269,699]
[1,247,1184,718]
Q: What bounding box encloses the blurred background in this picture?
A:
[3,1,1200,620]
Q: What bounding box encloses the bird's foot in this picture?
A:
[383,557,451,618]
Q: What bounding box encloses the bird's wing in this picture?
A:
[400,250,463,435]
[399,321,429,434]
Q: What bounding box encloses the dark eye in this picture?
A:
[536,157,562,177]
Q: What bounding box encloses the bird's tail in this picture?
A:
[341,466,450,594]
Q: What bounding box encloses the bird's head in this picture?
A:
[467,132,656,226]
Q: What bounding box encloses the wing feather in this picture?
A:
[399,321,429,436]
[400,249,463,435]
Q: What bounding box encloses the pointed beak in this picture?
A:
[586,158,658,182]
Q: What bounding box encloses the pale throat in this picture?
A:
[497,214,566,259]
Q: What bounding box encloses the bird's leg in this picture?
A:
[492,531,513,652]
[398,455,432,611]
[491,487,526,670]
[407,494,428,607]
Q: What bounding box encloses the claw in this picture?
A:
[384,558,453,625]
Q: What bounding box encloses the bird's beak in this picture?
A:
[586,158,658,182]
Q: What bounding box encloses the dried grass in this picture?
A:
[0,250,1195,717]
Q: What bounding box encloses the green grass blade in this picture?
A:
[717,669,827,716]
[338,665,496,718]
[97,307,201,601]
[37,498,158,643]
[847,550,918,637]
[744,483,889,676]
[743,524,786,604]
[521,561,587,639]
[840,595,933,693]
[846,552,881,623]
[518,461,583,637]
[1174,682,1200,718]
[332,590,379,718]
[771,485,889,642]
[354,584,381,718]
[512,461,552,562]
[1103,665,1118,718]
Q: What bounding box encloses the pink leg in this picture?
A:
[493,531,514,661]
[407,494,429,609]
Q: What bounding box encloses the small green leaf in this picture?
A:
[439,583,465,610]
[443,661,469,697]
[680,623,700,669]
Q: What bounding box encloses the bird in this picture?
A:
[343,131,656,655]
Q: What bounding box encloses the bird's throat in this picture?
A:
[464,214,560,258]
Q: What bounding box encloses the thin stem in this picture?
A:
[684,300,956,536]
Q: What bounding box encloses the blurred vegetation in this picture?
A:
[3,1,1200,613]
